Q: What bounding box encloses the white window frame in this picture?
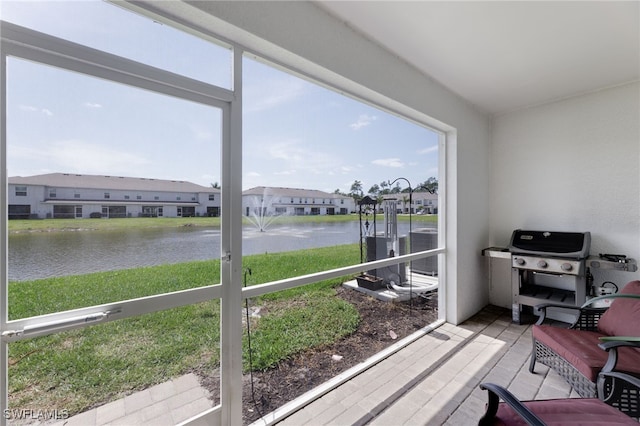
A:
[0,20,239,426]
[1,10,448,426]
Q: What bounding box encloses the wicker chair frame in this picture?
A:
[531,339,597,398]
[529,294,640,402]
[598,339,640,419]
[479,371,640,425]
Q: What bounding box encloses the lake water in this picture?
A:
[9,222,426,281]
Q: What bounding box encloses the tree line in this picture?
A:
[334,177,438,203]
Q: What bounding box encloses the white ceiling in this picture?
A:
[317,1,640,116]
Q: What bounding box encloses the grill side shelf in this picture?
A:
[586,256,638,272]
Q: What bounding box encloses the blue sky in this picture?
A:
[3,0,438,194]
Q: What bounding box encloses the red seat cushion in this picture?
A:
[492,398,637,425]
[597,280,640,337]
[532,325,640,380]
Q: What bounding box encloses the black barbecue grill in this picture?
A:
[509,229,591,323]
[509,229,591,259]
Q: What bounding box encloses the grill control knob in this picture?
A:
[537,260,548,268]
[561,263,573,272]
[515,258,525,266]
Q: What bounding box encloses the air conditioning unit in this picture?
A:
[410,229,438,275]
[366,235,406,284]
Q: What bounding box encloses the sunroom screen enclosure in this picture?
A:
[0,2,446,425]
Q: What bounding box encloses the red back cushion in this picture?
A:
[597,280,640,336]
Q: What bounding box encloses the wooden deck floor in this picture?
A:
[266,305,578,426]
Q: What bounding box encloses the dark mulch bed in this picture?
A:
[196,285,438,425]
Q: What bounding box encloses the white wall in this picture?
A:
[491,82,640,287]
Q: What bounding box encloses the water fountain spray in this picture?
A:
[245,188,288,232]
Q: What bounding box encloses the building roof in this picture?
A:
[8,173,219,193]
[242,186,350,199]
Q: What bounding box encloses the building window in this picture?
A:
[191,196,196,201]
[136,195,142,200]
[74,192,81,199]
[176,196,181,201]
[104,192,110,199]
[49,189,57,198]
[154,196,159,200]
[53,205,74,219]
[15,186,27,196]
[124,195,130,200]
[209,194,215,201]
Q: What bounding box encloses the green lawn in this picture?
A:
[8,245,360,415]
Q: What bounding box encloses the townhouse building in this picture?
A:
[374,192,438,215]
[8,173,220,219]
[242,186,355,217]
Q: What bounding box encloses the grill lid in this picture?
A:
[509,229,591,259]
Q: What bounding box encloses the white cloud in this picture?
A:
[9,139,151,176]
[268,140,305,163]
[349,114,377,130]
[246,171,261,177]
[266,139,344,176]
[372,158,405,168]
[189,124,214,142]
[418,145,438,155]
[84,102,102,108]
[51,140,150,174]
[244,78,306,113]
[274,170,296,176]
[19,104,53,116]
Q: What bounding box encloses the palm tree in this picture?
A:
[350,180,364,202]
[401,195,409,213]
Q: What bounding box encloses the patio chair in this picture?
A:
[528,280,640,400]
[478,371,640,425]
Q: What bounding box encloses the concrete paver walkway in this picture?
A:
[51,373,212,426]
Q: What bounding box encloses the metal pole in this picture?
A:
[390,177,413,312]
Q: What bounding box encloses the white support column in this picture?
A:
[220,47,243,425]
[440,130,452,324]
[1,47,9,426]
